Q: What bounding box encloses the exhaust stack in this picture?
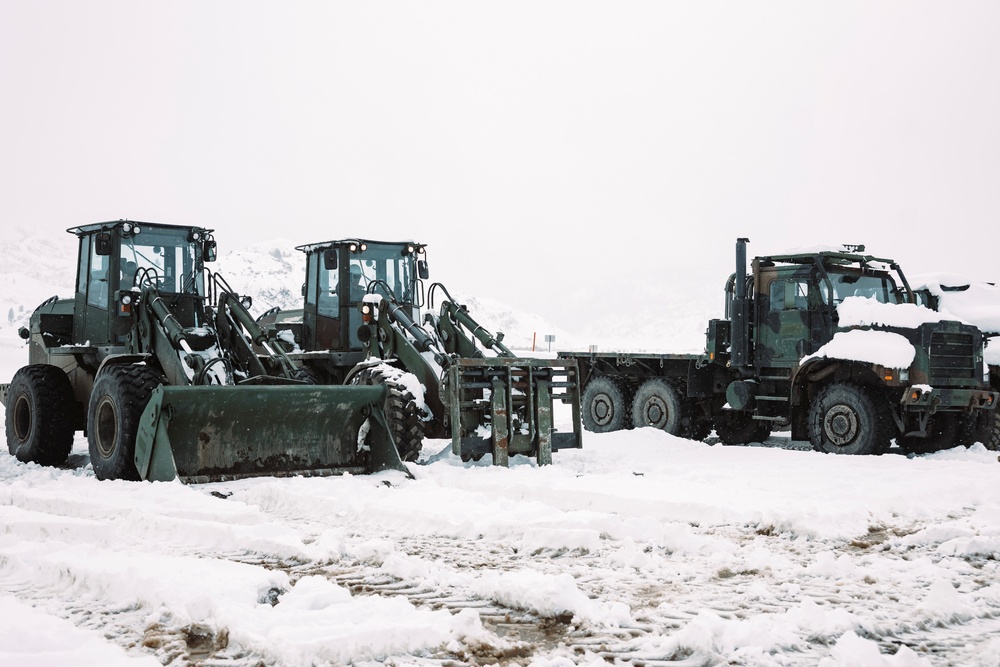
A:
[731,238,750,369]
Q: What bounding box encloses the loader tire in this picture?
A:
[5,364,76,466]
[352,367,425,462]
[808,382,891,455]
[715,410,771,445]
[582,377,631,433]
[88,365,163,481]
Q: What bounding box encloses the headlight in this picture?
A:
[121,294,133,305]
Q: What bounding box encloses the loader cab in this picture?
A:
[69,221,216,346]
[299,239,426,352]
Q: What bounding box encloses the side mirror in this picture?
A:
[95,231,112,256]
[323,249,338,271]
[417,259,429,280]
[203,239,217,263]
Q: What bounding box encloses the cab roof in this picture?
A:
[66,220,214,237]
[296,238,424,254]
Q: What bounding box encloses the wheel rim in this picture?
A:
[641,397,668,428]
[94,396,119,459]
[823,404,859,446]
[12,394,32,443]
[590,393,614,426]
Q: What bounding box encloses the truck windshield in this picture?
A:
[822,271,901,305]
[121,228,202,295]
[347,244,415,304]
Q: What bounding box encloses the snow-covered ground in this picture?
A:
[4,397,1000,666]
[4,236,1000,666]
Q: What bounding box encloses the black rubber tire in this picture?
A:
[87,365,163,481]
[581,376,631,433]
[351,366,425,462]
[974,409,1000,451]
[715,410,772,445]
[631,378,687,435]
[897,413,974,455]
[808,382,891,455]
[5,364,76,466]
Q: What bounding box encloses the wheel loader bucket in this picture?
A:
[134,384,407,483]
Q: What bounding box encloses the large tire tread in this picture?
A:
[976,409,1000,451]
[87,365,163,481]
[5,364,77,466]
[352,366,425,462]
[581,376,631,433]
[808,381,891,456]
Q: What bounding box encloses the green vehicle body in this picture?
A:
[2,221,403,482]
[257,239,583,466]
[561,239,997,455]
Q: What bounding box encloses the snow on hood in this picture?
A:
[912,273,1000,336]
[836,296,965,329]
[802,329,916,369]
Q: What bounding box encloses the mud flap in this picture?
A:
[134,384,407,483]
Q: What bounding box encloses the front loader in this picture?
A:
[257,239,583,465]
[2,221,404,482]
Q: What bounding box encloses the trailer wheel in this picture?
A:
[631,378,688,436]
[582,377,630,433]
[808,382,890,455]
[5,364,76,466]
[88,365,163,481]
[715,410,771,445]
[352,366,425,462]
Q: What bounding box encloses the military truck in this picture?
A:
[2,221,403,482]
[559,239,997,455]
[257,239,583,466]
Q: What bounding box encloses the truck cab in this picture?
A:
[721,241,996,452]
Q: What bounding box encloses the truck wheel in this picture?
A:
[715,410,771,445]
[582,377,630,433]
[351,366,425,462]
[88,365,163,481]
[808,382,890,455]
[974,410,1000,451]
[632,378,686,436]
[5,364,76,466]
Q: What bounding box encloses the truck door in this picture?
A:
[758,277,814,368]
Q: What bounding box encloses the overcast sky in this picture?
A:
[2,2,998,332]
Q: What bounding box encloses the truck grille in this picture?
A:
[929,331,976,382]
